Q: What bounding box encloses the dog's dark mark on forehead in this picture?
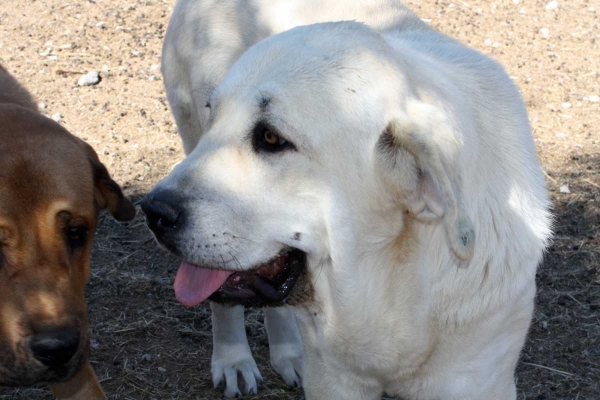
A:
[259,97,271,111]
[293,232,301,241]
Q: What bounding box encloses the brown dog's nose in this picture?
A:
[30,329,80,367]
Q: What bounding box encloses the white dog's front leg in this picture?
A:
[211,302,262,397]
[264,306,304,387]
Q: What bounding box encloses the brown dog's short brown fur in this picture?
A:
[0,64,135,399]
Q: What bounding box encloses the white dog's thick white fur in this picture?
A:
[160,1,551,399]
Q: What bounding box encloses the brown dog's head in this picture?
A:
[0,66,135,386]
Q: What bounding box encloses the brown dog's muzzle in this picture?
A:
[0,305,90,387]
[30,326,82,369]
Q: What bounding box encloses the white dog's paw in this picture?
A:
[270,344,303,387]
[212,354,263,398]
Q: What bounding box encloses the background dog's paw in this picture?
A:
[212,357,263,398]
[270,347,303,387]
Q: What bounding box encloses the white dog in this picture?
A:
[142,1,552,399]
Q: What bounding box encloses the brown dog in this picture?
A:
[0,64,135,399]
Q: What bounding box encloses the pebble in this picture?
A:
[559,185,570,194]
[588,95,599,103]
[545,1,559,11]
[51,113,62,122]
[150,64,160,71]
[561,102,572,109]
[539,28,550,39]
[149,75,157,81]
[519,7,527,14]
[588,7,596,13]
[157,367,166,372]
[38,102,46,110]
[60,43,72,49]
[556,132,568,138]
[96,21,106,28]
[78,71,100,86]
[142,354,151,362]
[101,65,110,73]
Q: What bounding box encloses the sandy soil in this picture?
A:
[0,0,598,399]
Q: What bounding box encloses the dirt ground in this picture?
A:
[0,0,598,399]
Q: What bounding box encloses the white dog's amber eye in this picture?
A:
[264,130,286,146]
[252,121,294,153]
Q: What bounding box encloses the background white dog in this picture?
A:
[141,1,552,399]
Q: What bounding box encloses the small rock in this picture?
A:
[559,185,570,194]
[484,38,493,46]
[539,28,550,39]
[150,64,160,71]
[96,21,106,28]
[157,367,166,372]
[124,4,136,11]
[149,75,157,81]
[588,7,596,13]
[101,65,110,73]
[142,354,151,362]
[545,1,559,11]
[51,113,62,122]
[48,55,58,61]
[588,95,599,103]
[519,7,527,14]
[38,102,46,110]
[60,43,72,50]
[561,102,571,109]
[39,49,51,57]
[512,0,520,4]
[540,320,548,329]
[556,132,568,138]
[43,41,53,47]
[78,71,100,86]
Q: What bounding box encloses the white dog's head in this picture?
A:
[142,21,474,308]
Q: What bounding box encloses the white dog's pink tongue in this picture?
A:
[174,262,233,307]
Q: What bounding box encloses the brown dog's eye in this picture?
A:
[66,226,88,252]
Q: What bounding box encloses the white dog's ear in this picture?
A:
[376,106,475,261]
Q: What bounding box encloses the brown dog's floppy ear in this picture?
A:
[81,141,136,221]
[376,103,475,261]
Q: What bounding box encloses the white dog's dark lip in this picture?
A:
[208,248,307,307]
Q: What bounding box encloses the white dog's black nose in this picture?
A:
[140,190,183,234]
[30,328,80,367]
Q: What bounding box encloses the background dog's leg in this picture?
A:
[48,362,106,400]
[264,306,303,387]
[211,302,263,397]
